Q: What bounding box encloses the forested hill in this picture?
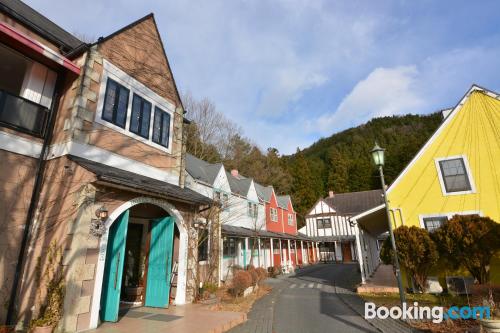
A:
[183,94,443,227]
[283,113,443,222]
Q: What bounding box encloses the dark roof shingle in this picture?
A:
[69,155,212,206]
[324,189,384,216]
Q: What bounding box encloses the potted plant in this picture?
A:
[477,286,500,332]
[30,278,65,333]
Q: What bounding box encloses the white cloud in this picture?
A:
[313,65,425,134]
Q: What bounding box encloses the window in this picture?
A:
[198,228,209,262]
[423,216,448,232]
[270,208,278,222]
[97,61,175,153]
[438,157,472,193]
[214,190,229,210]
[317,218,331,230]
[288,213,294,225]
[223,237,236,256]
[102,78,129,128]
[129,94,151,138]
[152,107,171,148]
[248,202,258,218]
[0,44,56,136]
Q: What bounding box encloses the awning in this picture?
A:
[69,155,212,206]
[351,204,389,236]
[311,235,356,242]
[0,22,80,75]
[221,225,312,241]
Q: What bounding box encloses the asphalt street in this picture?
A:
[230,263,380,333]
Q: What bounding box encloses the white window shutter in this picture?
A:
[20,61,56,108]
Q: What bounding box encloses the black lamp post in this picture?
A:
[371,142,406,306]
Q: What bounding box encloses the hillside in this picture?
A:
[283,113,443,222]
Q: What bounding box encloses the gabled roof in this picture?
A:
[226,172,253,196]
[324,190,384,216]
[69,155,212,205]
[387,84,499,194]
[0,0,83,52]
[94,13,184,109]
[254,183,273,202]
[185,154,223,186]
[277,195,291,209]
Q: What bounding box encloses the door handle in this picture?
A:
[114,251,120,289]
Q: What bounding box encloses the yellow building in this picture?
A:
[353,85,500,286]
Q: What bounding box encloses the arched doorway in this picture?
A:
[89,197,188,329]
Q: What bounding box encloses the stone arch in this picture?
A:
[89,196,188,329]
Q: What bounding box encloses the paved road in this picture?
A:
[229,263,380,333]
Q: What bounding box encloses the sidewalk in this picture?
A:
[334,285,419,333]
[228,278,288,333]
[93,304,246,333]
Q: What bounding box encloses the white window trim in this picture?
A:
[287,213,293,226]
[418,210,483,229]
[434,155,476,196]
[95,60,175,154]
[270,208,278,222]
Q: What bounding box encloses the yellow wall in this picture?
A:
[387,88,500,283]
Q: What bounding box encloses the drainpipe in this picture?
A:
[6,49,90,326]
[6,74,65,326]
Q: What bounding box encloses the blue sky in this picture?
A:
[27,0,500,154]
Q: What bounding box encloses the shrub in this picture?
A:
[431,215,500,284]
[270,265,282,278]
[380,226,438,292]
[231,270,252,296]
[203,282,218,294]
[256,267,268,282]
[246,264,255,271]
[248,268,259,286]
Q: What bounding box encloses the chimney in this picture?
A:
[328,190,334,198]
[231,169,239,177]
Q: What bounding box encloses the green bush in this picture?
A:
[203,282,218,294]
[380,226,438,292]
[431,215,500,284]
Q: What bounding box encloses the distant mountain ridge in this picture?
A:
[283,113,443,222]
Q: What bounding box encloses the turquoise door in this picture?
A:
[145,216,174,308]
[100,210,129,322]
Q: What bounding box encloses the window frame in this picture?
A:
[421,216,448,232]
[287,213,294,226]
[223,237,237,257]
[152,106,171,148]
[435,155,476,196]
[419,210,482,231]
[316,218,331,230]
[96,60,175,154]
[270,207,278,222]
[101,78,129,129]
[129,93,151,139]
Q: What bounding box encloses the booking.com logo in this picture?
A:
[365,302,491,323]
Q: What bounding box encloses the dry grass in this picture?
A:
[209,284,272,313]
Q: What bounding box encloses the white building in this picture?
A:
[303,190,384,263]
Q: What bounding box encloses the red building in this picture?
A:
[255,184,316,270]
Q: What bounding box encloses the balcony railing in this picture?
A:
[0,89,49,137]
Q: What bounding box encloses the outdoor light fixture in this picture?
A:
[370,142,406,306]
[370,142,385,167]
[89,206,108,237]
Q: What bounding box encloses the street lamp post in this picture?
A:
[371,142,406,306]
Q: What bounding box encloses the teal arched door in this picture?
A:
[145,216,175,308]
[100,210,129,322]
